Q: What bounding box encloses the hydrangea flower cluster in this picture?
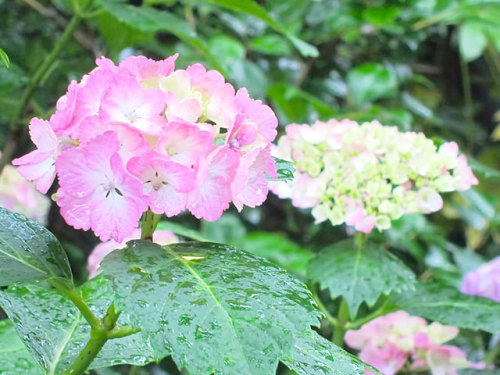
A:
[345,311,473,375]
[88,229,177,278]
[13,55,277,241]
[460,257,500,302]
[271,119,478,233]
[0,163,50,224]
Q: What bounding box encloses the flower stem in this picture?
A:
[310,285,338,328]
[332,298,349,347]
[345,301,394,330]
[140,209,161,241]
[49,279,100,327]
[49,279,139,375]
[61,304,121,375]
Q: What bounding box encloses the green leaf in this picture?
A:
[308,240,416,318]
[459,22,487,62]
[391,282,500,333]
[269,157,295,182]
[283,331,380,375]
[238,232,313,276]
[0,208,72,286]
[0,63,28,92]
[250,34,291,55]
[0,279,161,374]
[100,1,227,75]
[192,0,318,57]
[347,63,398,105]
[0,320,41,375]
[99,240,322,375]
[201,213,247,244]
[466,156,500,179]
[0,48,9,68]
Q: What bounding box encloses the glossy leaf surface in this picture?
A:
[283,331,381,375]
[0,208,72,286]
[0,319,41,375]
[99,240,322,375]
[308,240,416,318]
[391,282,500,333]
[0,279,158,374]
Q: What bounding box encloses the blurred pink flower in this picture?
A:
[460,257,500,302]
[0,164,50,224]
[346,311,472,375]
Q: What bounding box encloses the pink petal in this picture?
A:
[100,75,167,136]
[188,146,239,221]
[119,54,177,82]
[231,147,274,211]
[155,122,213,167]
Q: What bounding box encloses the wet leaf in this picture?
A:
[283,330,381,375]
[0,208,72,286]
[0,278,161,375]
[391,282,500,333]
[0,320,41,375]
[99,240,322,375]
[308,239,416,318]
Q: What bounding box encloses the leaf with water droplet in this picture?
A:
[308,239,416,318]
[0,278,164,374]
[283,330,382,375]
[0,208,72,286]
[0,319,41,374]
[99,240,322,375]
[391,281,500,333]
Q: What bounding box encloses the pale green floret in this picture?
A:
[273,119,476,232]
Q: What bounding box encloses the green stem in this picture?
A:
[0,5,85,173]
[332,299,349,347]
[310,286,338,328]
[50,279,138,375]
[140,209,161,240]
[345,301,394,329]
[61,304,121,375]
[10,13,82,130]
[49,279,101,328]
[459,55,474,127]
[485,341,500,366]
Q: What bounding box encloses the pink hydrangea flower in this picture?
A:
[345,311,473,375]
[14,54,278,241]
[0,163,50,224]
[88,229,177,278]
[460,257,500,302]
